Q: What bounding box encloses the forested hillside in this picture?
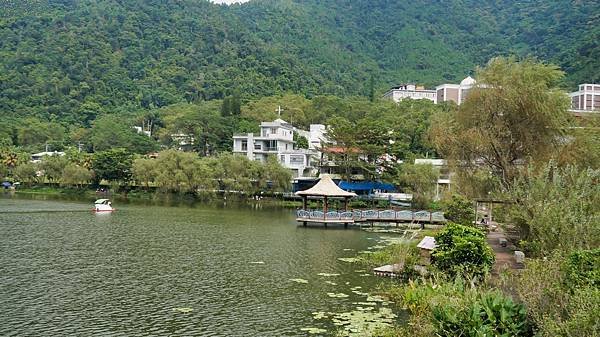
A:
[0,0,598,125]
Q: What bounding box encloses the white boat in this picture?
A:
[94,199,115,212]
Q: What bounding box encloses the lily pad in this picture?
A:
[324,281,338,286]
[327,292,350,298]
[328,307,398,336]
[337,257,360,263]
[312,311,328,320]
[317,272,340,277]
[290,278,309,284]
[172,307,193,313]
[366,295,385,302]
[300,327,327,334]
[249,261,265,264]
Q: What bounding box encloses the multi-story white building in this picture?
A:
[232,119,325,178]
[435,76,476,105]
[569,84,600,113]
[383,84,437,103]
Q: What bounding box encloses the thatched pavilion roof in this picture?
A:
[295,174,357,198]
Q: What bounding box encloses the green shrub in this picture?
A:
[432,223,495,277]
[390,276,532,337]
[564,248,600,289]
[433,290,530,336]
[514,251,600,337]
[443,194,475,226]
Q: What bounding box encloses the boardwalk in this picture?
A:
[296,209,446,227]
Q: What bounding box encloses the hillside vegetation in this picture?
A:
[0,0,598,125]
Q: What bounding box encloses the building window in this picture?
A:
[290,155,304,164]
[254,143,261,150]
[241,140,247,151]
[280,155,285,163]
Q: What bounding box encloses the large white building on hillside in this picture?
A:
[232,119,325,178]
[569,83,600,113]
[382,84,437,103]
[435,76,476,105]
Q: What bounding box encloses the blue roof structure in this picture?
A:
[338,181,395,192]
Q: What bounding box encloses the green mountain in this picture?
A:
[0,0,598,124]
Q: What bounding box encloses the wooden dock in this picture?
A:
[296,209,446,227]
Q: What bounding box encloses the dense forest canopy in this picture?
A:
[0,0,598,126]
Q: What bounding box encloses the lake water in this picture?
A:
[0,194,402,336]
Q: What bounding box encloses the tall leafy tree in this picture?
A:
[92,148,133,184]
[430,57,571,190]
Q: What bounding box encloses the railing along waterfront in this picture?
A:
[296,209,446,222]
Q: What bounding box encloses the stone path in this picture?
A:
[486,225,520,275]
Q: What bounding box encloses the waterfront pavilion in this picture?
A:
[295,174,357,225]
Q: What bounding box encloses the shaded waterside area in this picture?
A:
[0,193,403,336]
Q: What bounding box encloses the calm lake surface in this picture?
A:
[0,194,399,336]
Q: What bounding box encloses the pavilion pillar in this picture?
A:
[323,196,328,216]
[302,196,307,210]
[344,197,348,211]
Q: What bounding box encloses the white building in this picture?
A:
[569,84,600,113]
[232,119,325,178]
[383,84,437,103]
[31,151,66,163]
[435,76,476,105]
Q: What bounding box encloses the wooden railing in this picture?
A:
[296,209,446,222]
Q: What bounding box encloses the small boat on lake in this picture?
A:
[94,199,115,212]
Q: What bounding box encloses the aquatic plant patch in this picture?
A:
[300,327,327,334]
[317,273,340,277]
[330,307,398,336]
[290,278,309,284]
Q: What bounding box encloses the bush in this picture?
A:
[433,290,530,336]
[432,223,495,277]
[390,276,531,337]
[564,248,600,289]
[514,251,600,337]
[443,194,475,226]
[509,165,599,257]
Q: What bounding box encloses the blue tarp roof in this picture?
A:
[338,181,395,192]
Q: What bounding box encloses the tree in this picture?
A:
[92,148,133,184]
[432,223,495,277]
[90,115,158,154]
[263,156,292,192]
[16,118,65,148]
[443,194,475,226]
[430,57,571,190]
[132,158,156,189]
[368,75,375,102]
[396,163,439,208]
[294,134,309,149]
[13,162,38,186]
[39,155,69,183]
[509,164,600,256]
[61,164,93,188]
